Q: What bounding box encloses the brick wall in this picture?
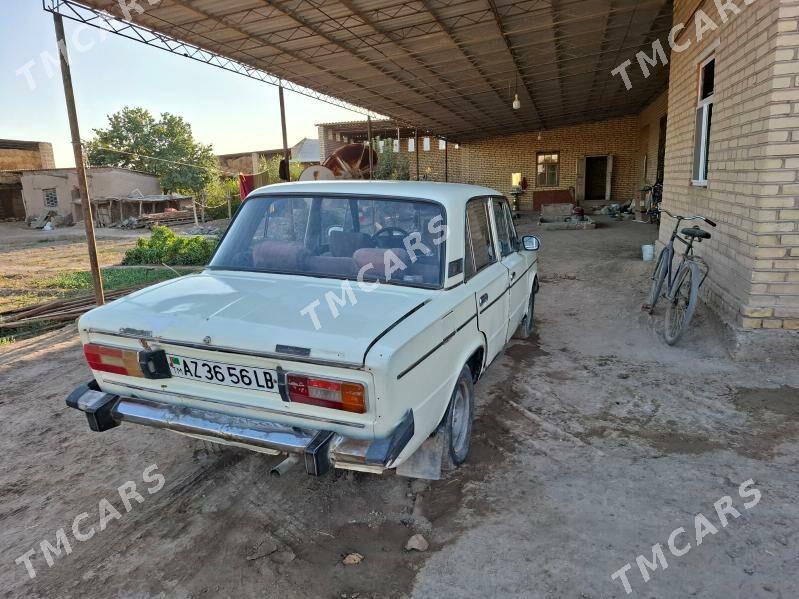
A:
[0,142,54,170]
[663,0,799,331]
[456,117,640,209]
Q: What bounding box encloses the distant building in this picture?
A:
[17,166,162,223]
[0,139,56,219]
[216,138,320,174]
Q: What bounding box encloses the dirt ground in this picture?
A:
[0,223,140,312]
[1,216,797,598]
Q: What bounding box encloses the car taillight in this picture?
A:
[286,374,366,413]
[83,343,143,377]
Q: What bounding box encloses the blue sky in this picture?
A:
[0,1,360,167]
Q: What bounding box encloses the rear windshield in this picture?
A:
[209,195,447,288]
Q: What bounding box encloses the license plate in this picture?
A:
[167,354,279,394]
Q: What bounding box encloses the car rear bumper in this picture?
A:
[66,380,414,475]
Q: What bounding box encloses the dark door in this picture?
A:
[585,156,608,202]
[656,115,667,184]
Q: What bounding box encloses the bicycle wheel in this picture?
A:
[647,248,669,312]
[664,262,700,345]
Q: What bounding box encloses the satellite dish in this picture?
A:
[299,165,336,181]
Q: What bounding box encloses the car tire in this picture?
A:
[442,365,475,470]
[512,285,537,340]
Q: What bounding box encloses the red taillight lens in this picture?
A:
[286,374,366,413]
[83,343,143,377]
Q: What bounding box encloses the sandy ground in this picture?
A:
[1,216,797,598]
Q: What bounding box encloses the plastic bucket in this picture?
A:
[641,244,655,262]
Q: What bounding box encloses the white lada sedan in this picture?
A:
[67,181,540,478]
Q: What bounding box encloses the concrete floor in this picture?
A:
[1,216,797,598]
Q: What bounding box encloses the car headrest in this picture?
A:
[353,248,411,280]
[329,231,374,257]
[252,241,309,270]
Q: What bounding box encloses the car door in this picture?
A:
[491,197,527,339]
[465,197,509,365]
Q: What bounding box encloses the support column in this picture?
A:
[278,84,290,181]
[367,116,373,180]
[415,130,420,181]
[444,139,448,182]
[54,13,104,305]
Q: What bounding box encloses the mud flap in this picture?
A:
[395,434,444,480]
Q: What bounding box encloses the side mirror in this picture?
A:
[522,235,540,251]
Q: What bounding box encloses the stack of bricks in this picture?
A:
[663,0,799,331]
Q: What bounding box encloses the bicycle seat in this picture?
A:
[681,227,711,240]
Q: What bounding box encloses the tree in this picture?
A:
[86,107,219,195]
[258,154,305,183]
[372,139,410,180]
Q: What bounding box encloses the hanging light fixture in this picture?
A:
[512,73,521,110]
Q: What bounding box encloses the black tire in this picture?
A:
[647,248,669,312]
[513,285,536,340]
[664,263,700,345]
[441,365,475,470]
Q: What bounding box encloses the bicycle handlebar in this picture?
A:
[661,209,717,227]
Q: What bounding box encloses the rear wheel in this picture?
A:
[664,263,700,345]
[647,248,669,312]
[442,366,475,470]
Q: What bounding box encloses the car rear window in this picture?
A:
[210,195,447,288]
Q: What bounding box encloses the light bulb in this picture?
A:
[512,93,520,110]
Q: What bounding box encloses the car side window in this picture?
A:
[502,199,519,252]
[492,199,514,257]
[465,198,496,278]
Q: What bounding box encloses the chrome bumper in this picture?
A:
[66,381,414,476]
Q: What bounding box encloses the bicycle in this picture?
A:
[641,182,663,225]
[644,209,717,345]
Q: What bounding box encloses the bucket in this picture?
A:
[641,244,655,262]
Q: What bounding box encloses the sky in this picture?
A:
[0,1,362,168]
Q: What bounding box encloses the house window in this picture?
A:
[43,188,58,209]
[393,139,399,152]
[438,138,446,150]
[378,139,384,153]
[408,138,415,152]
[693,57,714,185]
[536,152,559,187]
[423,137,430,151]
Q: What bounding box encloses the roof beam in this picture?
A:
[337,0,506,129]
[486,0,545,127]
[421,0,531,129]
[266,0,477,133]
[163,0,448,130]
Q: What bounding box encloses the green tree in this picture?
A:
[86,107,219,195]
[258,154,304,183]
[372,139,410,180]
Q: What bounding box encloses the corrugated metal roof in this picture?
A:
[61,1,672,142]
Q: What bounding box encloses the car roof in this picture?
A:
[249,180,503,209]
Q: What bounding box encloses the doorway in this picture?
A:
[585,156,609,202]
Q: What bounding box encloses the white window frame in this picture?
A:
[692,55,715,187]
[438,138,446,150]
[408,138,415,152]
[393,138,399,152]
[423,136,430,151]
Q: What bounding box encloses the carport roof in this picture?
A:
[53,0,672,142]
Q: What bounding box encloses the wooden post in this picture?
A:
[54,13,104,305]
[415,130,420,181]
[367,116,373,180]
[191,197,199,226]
[278,84,290,181]
[444,139,448,182]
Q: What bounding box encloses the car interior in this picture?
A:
[212,196,444,287]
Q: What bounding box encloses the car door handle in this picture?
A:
[479,293,489,306]
[510,271,517,280]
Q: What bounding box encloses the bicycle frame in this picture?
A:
[658,213,711,297]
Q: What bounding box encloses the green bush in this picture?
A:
[123,226,217,266]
